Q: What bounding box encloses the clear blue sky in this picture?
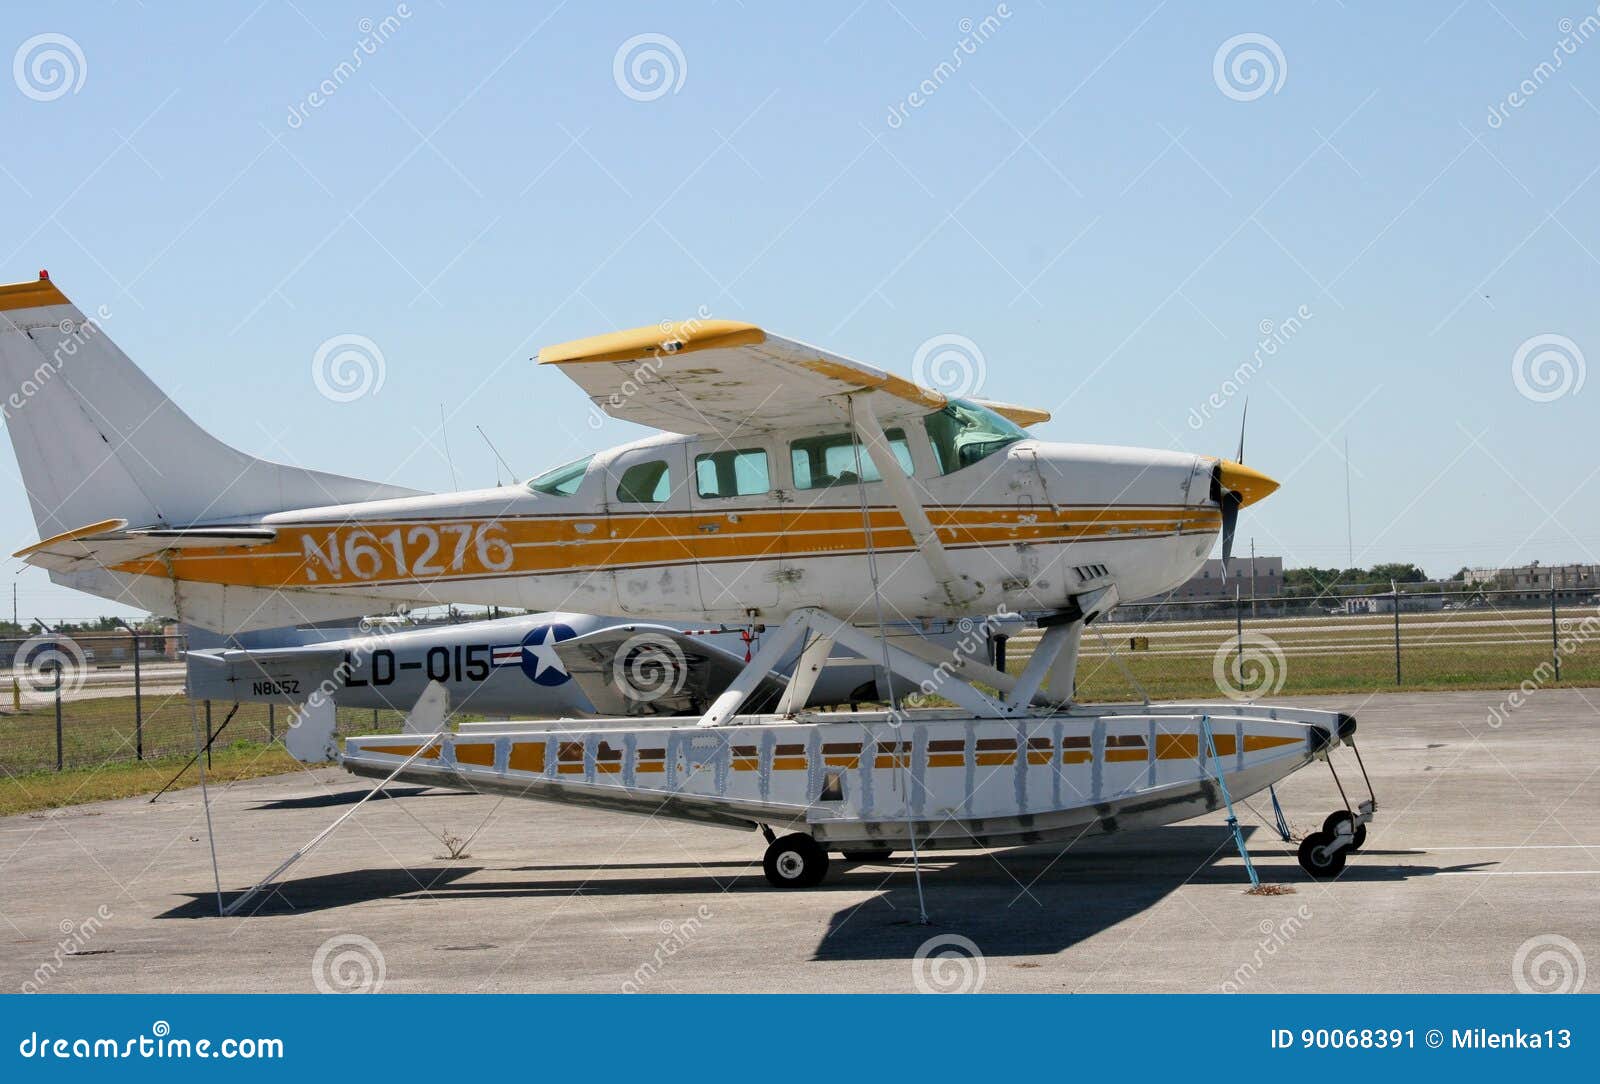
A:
[3,1,1598,621]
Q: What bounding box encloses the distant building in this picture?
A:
[1462,562,1600,602]
[1165,556,1283,602]
[1344,594,1445,615]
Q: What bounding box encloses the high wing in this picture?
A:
[537,321,1051,436]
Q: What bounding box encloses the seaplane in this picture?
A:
[0,272,1374,886]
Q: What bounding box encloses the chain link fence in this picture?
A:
[1006,582,1600,702]
[0,632,405,775]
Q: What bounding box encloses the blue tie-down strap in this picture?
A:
[1201,714,1260,888]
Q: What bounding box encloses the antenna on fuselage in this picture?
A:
[476,425,518,487]
[440,404,459,491]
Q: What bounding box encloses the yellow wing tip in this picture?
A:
[973,399,1052,426]
[538,320,765,365]
[0,273,70,313]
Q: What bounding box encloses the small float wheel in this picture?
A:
[1321,810,1367,851]
[764,833,830,888]
[1297,831,1347,879]
[841,849,894,863]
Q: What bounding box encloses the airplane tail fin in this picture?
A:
[0,272,421,544]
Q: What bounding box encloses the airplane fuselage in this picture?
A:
[104,428,1222,629]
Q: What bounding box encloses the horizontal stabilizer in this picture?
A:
[185,644,347,703]
[15,519,278,573]
[553,624,787,717]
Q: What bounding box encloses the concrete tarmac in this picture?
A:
[1,688,1595,993]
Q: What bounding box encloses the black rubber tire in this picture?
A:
[1297,831,1347,879]
[840,849,894,863]
[763,833,830,888]
[1321,811,1367,851]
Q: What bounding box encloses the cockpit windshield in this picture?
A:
[526,455,593,496]
[922,400,1028,474]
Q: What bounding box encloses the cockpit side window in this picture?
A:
[526,454,594,496]
[923,400,1027,474]
[615,460,672,504]
[790,429,914,490]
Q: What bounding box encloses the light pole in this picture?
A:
[113,618,142,760]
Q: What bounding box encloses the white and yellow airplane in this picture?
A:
[0,273,1371,885]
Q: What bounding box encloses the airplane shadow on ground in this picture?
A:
[160,866,484,918]
[159,824,1495,954]
[249,787,437,811]
[808,827,1496,961]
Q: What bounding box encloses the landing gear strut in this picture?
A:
[763,832,829,888]
[1292,717,1376,879]
[1322,809,1367,852]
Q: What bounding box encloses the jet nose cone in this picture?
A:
[1216,459,1280,507]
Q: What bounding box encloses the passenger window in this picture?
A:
[694,448,770,498]
[790,429,914,490]
[615,460,671,504]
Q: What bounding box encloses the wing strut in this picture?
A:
[846,393,980,610]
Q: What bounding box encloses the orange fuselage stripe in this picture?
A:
[109,504,1220,591]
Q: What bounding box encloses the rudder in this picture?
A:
[0,272,422,542]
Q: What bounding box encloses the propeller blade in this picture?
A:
[1221,491,1241,564]
[1235,399,1248,464]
